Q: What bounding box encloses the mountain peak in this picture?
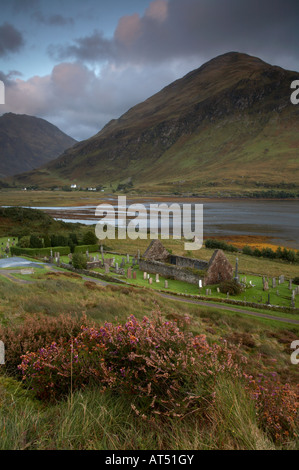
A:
[12,52,299,195]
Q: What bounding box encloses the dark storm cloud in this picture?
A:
[3,0,299,141]
[48,30,112,61]
[0,23,25,57]
[32,11,74,26]
[48,0,299,67]
[13,0,40,13]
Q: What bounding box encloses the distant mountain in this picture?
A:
[0,113,76,178]
[12,53,299,195]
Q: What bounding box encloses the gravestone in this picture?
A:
[234,257,239,283]
[272,278,276,288]
[279,275,285,284]
[115,262,119,273]
[133,271,137,280]
[137,250,140,262]
[127,254,130,264]
[164,280,168,289]
[104,264,110,274]
[143,272,147,280]
[132,258,136,266]
[127,267,132,279]
[289,279,293,290]
[149,277,153,285]
[0,341,4,365]
[206,289,210,296]
[217,287,220,293]
[199,279,202,288]
[263,280,269,291]
[156,274,160,283]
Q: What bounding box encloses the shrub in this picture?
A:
[0,313,90,376]
[18,313,244,417]
[293,277,299,285]
[242,245,253,256]
[205,239,238,253]
[219,280,243,296]
[17,236,31,248]
[245,371,299,443]
[72,252,87,269]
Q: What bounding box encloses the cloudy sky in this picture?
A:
[0,0,299,140]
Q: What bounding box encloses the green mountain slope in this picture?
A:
[12,52,299,195]
[0,113,76,178]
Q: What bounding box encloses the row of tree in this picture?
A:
[18,231,98,252]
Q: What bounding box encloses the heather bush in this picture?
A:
[0,313,91,376]
[16,313,299,441]
[245,371,299,443]
[18,313,245,418]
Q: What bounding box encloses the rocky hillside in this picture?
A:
[12,53,299,195]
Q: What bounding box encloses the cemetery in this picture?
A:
[54,241,299,310]
[0,235,298,310]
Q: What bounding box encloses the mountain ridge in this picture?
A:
[0,113,76,178]
[11,52,299,194]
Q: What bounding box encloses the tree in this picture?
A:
[83,231,98,245]
[30,235,43,249]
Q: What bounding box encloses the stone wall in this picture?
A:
[86,261,102,269]
[169,255,208,270]
[139,259,201,285]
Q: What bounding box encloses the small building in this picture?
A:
[140,240,233,286]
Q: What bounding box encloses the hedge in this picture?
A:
[74,244,99,253]
[10,246,71,257]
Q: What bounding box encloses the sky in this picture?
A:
[0,0,299,141]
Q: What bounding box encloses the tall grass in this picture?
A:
[0,375,285,450]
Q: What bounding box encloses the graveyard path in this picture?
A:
[157,293,299,325]
[82,276,109,286]
[0,270,35,284]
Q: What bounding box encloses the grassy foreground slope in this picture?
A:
[12,52,299,195]
[0,270,298,450]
